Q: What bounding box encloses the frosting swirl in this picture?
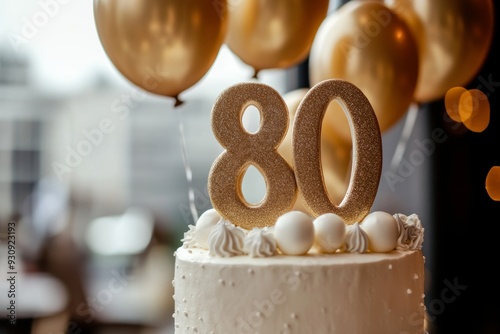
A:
[181,224,197,248]
[345,222,368,253]
[394,213,424,251]
[208,220,246,257]
[243,228,277,257]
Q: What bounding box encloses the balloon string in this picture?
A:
[175,108,199,225]
[389,103,420,173]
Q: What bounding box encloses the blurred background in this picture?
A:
[0,0,498,333]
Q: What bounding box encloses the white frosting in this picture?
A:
[361,211,399,253]
[194,208,221,249]
[394,213,425,251]
[243,228,277,258]
[174,247,425,334]
[208,220,246,257]
[313,213,346,253]
[181,224,197,248]
[345,222,368,253]
[274,211,314,255]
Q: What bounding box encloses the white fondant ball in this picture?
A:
[274,211,314,255]
[361,211,399,253]
[313,213,346,253]
[195,209,221,249]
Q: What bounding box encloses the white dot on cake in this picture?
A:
[291,313,297,319]
[218,279,225,285]
[283,323,289,328]
[183,298,187,303]
[172,280,175,287]
[407,289,413,295]
[413,274,419,279]
[248,269,254,274]
[388,264,393,270]
[172,313,175,318]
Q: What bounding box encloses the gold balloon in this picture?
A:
[278,88,352,212]
[386,0,494,103]
[225,0,329,77]
[94,0,228,106]
[309,1,419,144]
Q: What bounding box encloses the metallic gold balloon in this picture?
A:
[386,0,494,103]
[94,0,228,106]
[278,88,352,212]
[309,1,419,143]
[225,0,329,77]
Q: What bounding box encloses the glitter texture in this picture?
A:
[292,79,382,224]
[208,82,297,229]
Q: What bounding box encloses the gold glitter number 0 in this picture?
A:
[209,79,382,229]
[209,83,298,229]
[293,79,382,224]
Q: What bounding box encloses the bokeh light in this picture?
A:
[459,89,490,133]
[486,167,500,201]
[445,87,490,132]
[445,87,466,122]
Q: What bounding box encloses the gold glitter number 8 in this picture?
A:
[293,79,382,224]
[208,83,298,229]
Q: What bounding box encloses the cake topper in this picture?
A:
[208,83,297,229]
[208,79,382,229]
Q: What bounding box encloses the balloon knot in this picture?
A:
[174,96,184,107]
[252,69,259,79]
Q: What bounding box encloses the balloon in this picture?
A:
[225,0,329,77]
[386,0,494,103]
[94,0,228,106]
[278,88,351,212]
[309,1,419,144]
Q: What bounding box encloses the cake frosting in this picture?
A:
[172,211,426,334]
[243,228,277,258]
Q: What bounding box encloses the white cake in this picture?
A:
[173,79,425,333]
[172,211,426,334]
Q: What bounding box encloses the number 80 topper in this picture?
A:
[208,79,382,229]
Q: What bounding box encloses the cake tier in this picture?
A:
[173,247,425,334]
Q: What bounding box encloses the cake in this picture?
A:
[172,80,426,334]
